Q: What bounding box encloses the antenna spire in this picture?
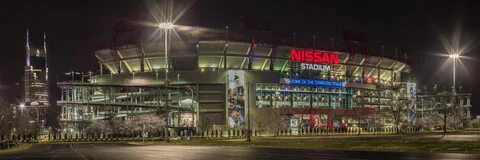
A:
[44,32,48,81]
[26,29,30,66]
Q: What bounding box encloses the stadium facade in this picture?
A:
[56,27,429,134]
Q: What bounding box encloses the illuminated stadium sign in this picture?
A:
[282,78,344,87]
[290,49,339,72]
[290,49,339,64]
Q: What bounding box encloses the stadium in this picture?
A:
[57,26,418,134]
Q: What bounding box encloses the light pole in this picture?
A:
[159,22,174,134]
[247,82,251,142]
[448,53,459,93]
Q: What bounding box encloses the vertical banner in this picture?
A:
[407,83,417,124]
[227,70,246,128]
[290,119,299,135]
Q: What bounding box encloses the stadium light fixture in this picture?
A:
[449,54,460,59]
[159,22,174,29]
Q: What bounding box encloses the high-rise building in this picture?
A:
[22,29,49,125]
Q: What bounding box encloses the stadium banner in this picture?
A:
[406,82,417,124]
[227,70,246,128]
[290,119,299,135]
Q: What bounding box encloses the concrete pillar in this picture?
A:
[73,88,77,102]
[460,97,464,107]
[99,63,103,75]
[61,88,64,101]
[467,97,471,106]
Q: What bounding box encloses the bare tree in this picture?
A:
[85,120,111,136]
[384,89,409,134]
[252,107,288,136]
[132,114,166,133]
[468,119,480,128]
[85,114,167,137]
[417,112,443,130]
[0,102,14,136]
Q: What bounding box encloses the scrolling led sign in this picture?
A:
[290,49,339,72]
[286,78,344,87]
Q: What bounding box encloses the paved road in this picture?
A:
[2,143,480,160]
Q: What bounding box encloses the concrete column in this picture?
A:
[65,89,69,102]
[61,105,65,119]
[467,109,471,118]
[73,88,77,102]
[67,106,70,120]
[61,88,64,101]
[361,67,364,83]
[99,63,103,75]
[91,106,95,120]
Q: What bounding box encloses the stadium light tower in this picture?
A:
[159,22,174,128]
[449,53,460,93]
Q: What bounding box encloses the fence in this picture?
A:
[0,134,38,143]
[0,127,426,143]
[0,127,425,143]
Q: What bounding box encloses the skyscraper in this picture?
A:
[23,29,49,125]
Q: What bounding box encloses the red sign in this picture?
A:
[364,76,375,83]
[290,49,339,64]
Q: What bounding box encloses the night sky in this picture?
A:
[1,0,479,115]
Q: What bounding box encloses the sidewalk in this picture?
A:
[253,133,480,142]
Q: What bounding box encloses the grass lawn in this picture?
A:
[0,144,32,154]
[139,139,480,153]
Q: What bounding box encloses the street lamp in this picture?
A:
[448,53,460,93]
[19,103,25,116]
